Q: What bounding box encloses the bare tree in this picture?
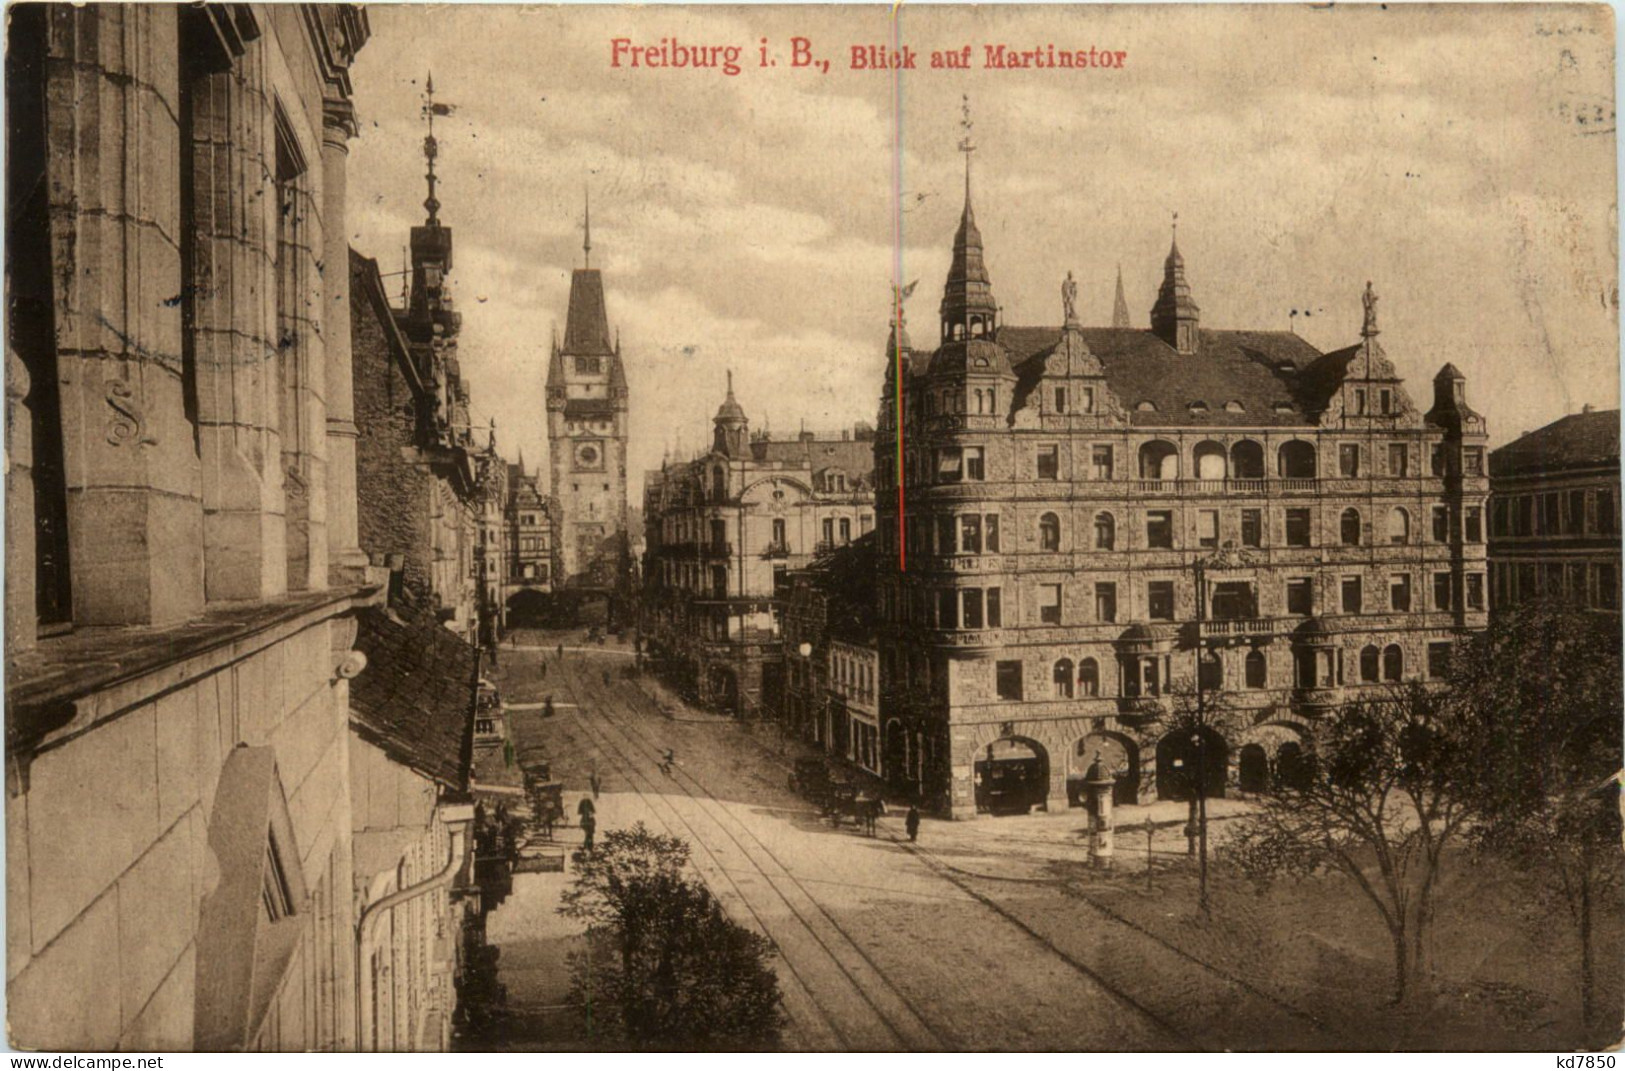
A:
[1224,683,1472,1005]
[1448,602,1623,1041]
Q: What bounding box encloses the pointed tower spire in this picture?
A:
[1150,213,1201,354]
[940,95,997,346]
[583,186,592,269]
[1112,263,1131,328]
[422,71,441,225]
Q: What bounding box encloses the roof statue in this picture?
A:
[1062,271,1079,326]
[1362,280,1380,337]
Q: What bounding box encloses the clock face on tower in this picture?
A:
[574,440,605,471]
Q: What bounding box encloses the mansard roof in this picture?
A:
[1491,409,1620,477]
[989,324,1327,425]
[752,437,875,481]
[561,268,614,355]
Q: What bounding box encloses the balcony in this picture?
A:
[1198,617,1274,640]
[762,540,791,559]
[701,541,733,559]
[1116,696,1169,720]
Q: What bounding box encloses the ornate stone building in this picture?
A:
[873,144,1489,818]
[642,378,875,717]
[1489,407,1621,613]
[545,213,630,591]
[504,452,556,601]
[4,5,389,1049]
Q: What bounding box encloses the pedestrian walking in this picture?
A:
[577,796,595,820]
[580,810,596,852]
[540,661,548,680]
[658,748,675,776]
[589,769,602,800]
[905,804,920,842]
[864,798,881,837]
[557,642,565,661]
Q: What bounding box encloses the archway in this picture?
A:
[1138,440,1180,480]
[974,737,1050,815]
[1069,732,1140,807]
[1278,440,1317,478]
[1276,741,1312,790]
[1155,726,1229,801]
[1230,439,1265,478]
[1238,743,1269,794]
[1193,441,1228,480]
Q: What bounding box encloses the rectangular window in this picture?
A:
[1376,569,1408,613]
[1433,571,1453,610]
[1380,389,1393,415]
[1428,642,1453,679]
[1091,445,1114,481]
[1463,447,1484,475]
[1353,389,1367,416]
[1466,573,1484,611]
[839,518,851,544]
[1286,577,1314,615]
[1568,489,1587,534]
[1599,490,1617,534]
[1285,508,1311,547]
[1539,493,1559,535]
[1095,582,1117,623]
[996,660,1023,701]
[1432,505,1450,543]
[936,447,963,482]
[962,588,984,629]
[936,515,956,555]
[1339,444,1360,477]
[1465,506,1482,543]
[985,514,1000,552]
[1036,445,1060,480]
[987,587,1002,627]
[1054,387,1067,413]
[1081,387,1096,414]
[1430,443,1446,476]
[1148,580,1175,621]
[1197,510,1219,548]
[824,518,836,546]
[1240,509,1262,548]
[938,588,958,629]
[1341,576,1363,614]
[1599,564,1619,610]
[1388,443,1409,477]
[964,446,985,481]
[1516,496,1534,537]
[1146,510,1174,549]
[1038,583,1062,624]
[960,515,982,554]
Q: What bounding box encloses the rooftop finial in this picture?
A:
[1362,280,1380,338]
[957,93,976,204]
[726,368,734,397]
[583,186,592,269]
[420,72,455,225]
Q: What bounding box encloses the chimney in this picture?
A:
[1583,403,1595,414]
[841,429,851,441]
[799,430,815,443]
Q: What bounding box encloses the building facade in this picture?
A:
[1488,407,1621,613]
[503,454,556,605]
[781,538,880,769]
[873,150,1490,818]
[4,5,381,1049]
[545,225,630,590]
[642,380,876,717]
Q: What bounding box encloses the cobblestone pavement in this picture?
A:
[478,631,1340,1051]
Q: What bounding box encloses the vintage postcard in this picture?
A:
[4,1,1619,1055]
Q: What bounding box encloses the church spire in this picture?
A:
[713,369,748,457]
[1112,263,1131,328]
[583,186,592,269]
[1150,214,1200,354]
[939,95,997,345]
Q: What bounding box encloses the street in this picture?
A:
[478,634,1345,1052]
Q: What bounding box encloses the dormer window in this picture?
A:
[1273,402,1294,414]
[1224,400,1245,413]
[1136,400,1158,412]
[1188,401,1209,414]
[1276,362,1295,374]
[575,356,601,374]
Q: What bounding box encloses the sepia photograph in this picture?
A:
[2,0,1621,1054]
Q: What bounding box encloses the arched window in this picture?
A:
[1193,441,1227,480]
[1244,649,1267,689]
[1138,440,1180,480]
[1383,644,1404,681]
[1230,439,1265,479]
[1039,512,1061,551]
[1078,658,1100,697]
[1360,645,1380,682]
[1278,441,1317,478]
[974,389,985,414]
[1341,508,1362,546]
[712,466,726,499]
[1094,512,1115,550]
[1053,659,1074,698]
[1387,507,1410,545]
[1199,653,1223,691]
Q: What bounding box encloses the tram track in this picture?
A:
[546,657,936,1051]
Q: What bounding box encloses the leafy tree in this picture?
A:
[560,822,782,1049]
[1223,683,1473,1005]
[1448,602,1623,1040]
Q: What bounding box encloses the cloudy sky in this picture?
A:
[347,4,1617,496]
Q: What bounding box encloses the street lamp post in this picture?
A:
[1194,556,1211,920]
